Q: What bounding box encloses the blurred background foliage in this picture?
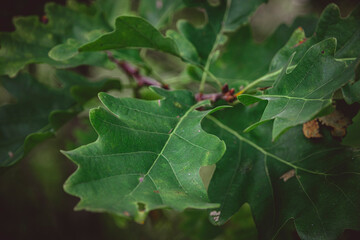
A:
[1,0,360,239]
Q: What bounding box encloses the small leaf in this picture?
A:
[238,39,357,140]
[63,88,226,219]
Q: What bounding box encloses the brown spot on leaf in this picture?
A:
[280,169,296,182]
[8,151,14,158]
[294,37,307,47]
[303,119,322,138]
[153,190,160,194]
[318,110,351,137]
[123,211,130,217]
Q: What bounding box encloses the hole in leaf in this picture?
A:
[137,202,146,212]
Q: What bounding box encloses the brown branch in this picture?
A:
[106,51,169,89]
[195,84,236,103]
[107,51,236,105]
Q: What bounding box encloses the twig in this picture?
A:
[106,51,169,89]
[195,84,236,103]
[107,51,235,105]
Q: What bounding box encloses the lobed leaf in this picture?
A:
[63,88,226,221]
[203,103,360,239]
[209,16,318,89]
[270,4,360,71]
[238,38,357,140]
[79,16,181,58]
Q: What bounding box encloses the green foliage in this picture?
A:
[238,39,357,140]
[63,88,225,221]
[0,71,120,167]
[203,103,360,239]
[79,16,181,57]
[270,4,360,71]
[209,16,318,89]
[1,0,360,239]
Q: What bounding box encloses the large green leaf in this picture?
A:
[270,4,360,72]
[79,16,181,58]
[0,71,120,167]
[203,103,360,239]
[63,88,226,220]
[0,0,131,77]
[238,39,357,140]
[80,0,266,67]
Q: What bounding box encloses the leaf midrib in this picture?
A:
[207,115,340,176]
[128,102,200,199]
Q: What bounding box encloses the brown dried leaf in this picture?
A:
[280,169,296,182]
[318,110,351,137]
[303,119,322,138]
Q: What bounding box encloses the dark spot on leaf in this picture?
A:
[137,202,146,211]
[153,190,160,194]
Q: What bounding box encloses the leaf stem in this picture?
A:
[106,51,169,90]
[199,0,232,93]
[234,65,296,96]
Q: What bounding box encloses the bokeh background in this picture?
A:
[1,0,360,239]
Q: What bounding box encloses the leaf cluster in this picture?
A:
[1,0,360,239]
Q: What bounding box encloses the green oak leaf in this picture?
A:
[0,71,120,167]
[270,4,360,72]
[178,0,269,65]
[63,88,226,221]
[0,0,132,77]
[179,0,226,64]
[139,0,184,28]
[80,0,266,66]
[203,103,360,239]
[79,16,181,58]
[238,38,358,140]
[209,16,318,89]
